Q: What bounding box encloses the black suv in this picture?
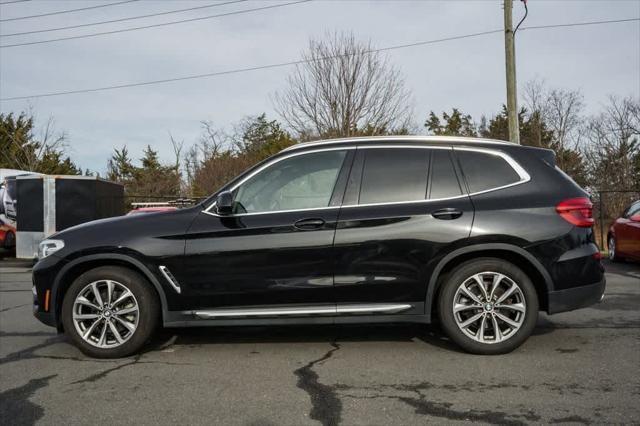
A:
[33,136,605,357]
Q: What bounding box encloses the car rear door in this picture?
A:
[332,145,474,314]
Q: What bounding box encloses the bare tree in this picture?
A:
[585,96,640,225]
[523,78,585,152]
[522,79,588,185]
[274,32,413,139]
[169,131,186,194]
[586,96,640,187]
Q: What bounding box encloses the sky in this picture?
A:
[1,0,639,174]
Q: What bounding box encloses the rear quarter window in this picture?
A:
[456,150,521,193]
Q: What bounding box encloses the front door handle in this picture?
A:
[294,218,326,230]
[432,208,463,220]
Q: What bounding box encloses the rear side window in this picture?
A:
[456,150,521,193]
[429,150,462,199]
[359,148,429,204]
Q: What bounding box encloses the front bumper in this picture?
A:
[32,254,67,328]
[34,310,56,327]
[547,277,606,314]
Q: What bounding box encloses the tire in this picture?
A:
[608,236,622,262]
[4,231,15,249]
[61,266,160,358]
[437,258,538,355]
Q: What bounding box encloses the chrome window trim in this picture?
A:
[203,205,341,218]
[203,147,354,217]
[281,135,513,153]
[202,144,530,217]
[453,146,531,195]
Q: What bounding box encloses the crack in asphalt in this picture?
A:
[0,331,57,337]
[0,336,65,366]
[550,415,593,424]
[0,303,30,313]
[339,382,541,425]
[294,342,342,426]
[0,331,195,371]
[0,374,57,426]
[398,395,539,425]
[71,354,143,384]
[70,354,196,385]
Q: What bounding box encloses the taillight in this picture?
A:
[556,197,594,227]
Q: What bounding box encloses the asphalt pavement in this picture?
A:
[1,260,639,425]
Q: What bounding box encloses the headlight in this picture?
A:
[38,239,64,259]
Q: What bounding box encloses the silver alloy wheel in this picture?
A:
[609,237,616,260]
[452,271,526,344]
[72,280,139,349]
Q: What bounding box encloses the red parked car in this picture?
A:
[608,200,640,262]
[0,220,16,249]
[126,206,178,215]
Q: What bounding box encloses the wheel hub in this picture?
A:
[72,280,139,349]
[452,271,526,344]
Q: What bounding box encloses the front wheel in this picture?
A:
[61,266,160,358]
[438,258,538,355]
[608,236,622,262]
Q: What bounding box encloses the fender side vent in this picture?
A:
[159,265,181,294]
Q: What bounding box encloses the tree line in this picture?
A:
[2,32,638,218]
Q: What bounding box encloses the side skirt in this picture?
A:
[163,302,429,327]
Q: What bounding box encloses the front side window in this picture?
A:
[456,150,521,193]
[359,148,429,205]
[232,150,347,213]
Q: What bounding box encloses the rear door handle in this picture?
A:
[294,218,326,230]
[432,208,463,220]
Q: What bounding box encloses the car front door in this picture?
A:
[332,146,474,314]
[180,148,353,313]
[618,202,640,259]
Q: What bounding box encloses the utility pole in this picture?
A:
[504,0,520,144]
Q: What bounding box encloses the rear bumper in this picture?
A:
[547,277,606,314]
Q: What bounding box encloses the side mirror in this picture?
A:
[215,191,234,215]
[630,214,640,222]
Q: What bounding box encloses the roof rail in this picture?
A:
[281,135,514,152]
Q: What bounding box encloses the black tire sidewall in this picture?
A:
[5,231,15,248]
[609,237,621,262]
[61,266,160,358]
[438,258,538,355]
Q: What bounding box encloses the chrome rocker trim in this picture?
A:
[190,303,413,319]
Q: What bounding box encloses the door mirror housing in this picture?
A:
[215,191,234,215]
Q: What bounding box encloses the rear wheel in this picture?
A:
[62,266,160,358]
[438,258,538,355]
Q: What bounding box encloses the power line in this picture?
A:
[1,17,638,102]
[1,0,248,38]
[0,0,139,22]
[0,0,312,48]
[518,17,639,31]
[0,0,32,5]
